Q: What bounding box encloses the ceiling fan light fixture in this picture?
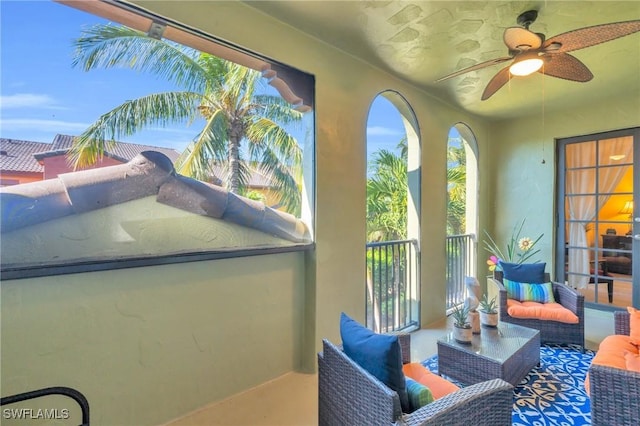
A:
[509,52,543,76]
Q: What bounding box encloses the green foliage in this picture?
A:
[447,138,466,235]
[479,294,498,314]
[366,144,408,241]
[451,304,469,327]
[483,218,544,264]
[69,24,303,214]
[243,190,267,203]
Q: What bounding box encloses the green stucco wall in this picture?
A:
[485,95,639,273]
[1,253,305,425]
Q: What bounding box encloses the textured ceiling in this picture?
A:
[243,1,640,120]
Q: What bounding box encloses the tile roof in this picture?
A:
[0,138,49,173]
[0,151,309,243]
[47,134,181,163]
[1,135,276,190]
[0,135,181,175]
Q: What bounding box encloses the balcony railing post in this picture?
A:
[365,239,419,333]
[445,233,476,312]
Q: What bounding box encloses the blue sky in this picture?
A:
[1,0,406,158]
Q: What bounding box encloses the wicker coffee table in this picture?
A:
[437,322,540,386]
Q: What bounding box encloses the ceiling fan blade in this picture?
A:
[543,20,640,53]
[504,27,543,51]
[435,56,511,82]
[481,66,511,100]
[540,53,593,82]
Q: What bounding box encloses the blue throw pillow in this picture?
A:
[500,261,546,283]
[503,278,556,303]
[340,312,410,413]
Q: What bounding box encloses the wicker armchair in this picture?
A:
[589,311,640,426]
[490,271,585,351]
[318,338,514,426]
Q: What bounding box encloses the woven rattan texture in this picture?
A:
[318,338,514,425]
[437,322,540,386]
[491,272,585,351]
[589,311,640,426]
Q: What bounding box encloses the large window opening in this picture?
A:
[445,124,479,312]
[0,0,315,279]
[365,91,420,333]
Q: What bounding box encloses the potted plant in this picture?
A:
[479,294,499,327]
[451,305,472,344]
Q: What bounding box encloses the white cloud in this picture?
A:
[0,93,65,110]
[0,118,89,132]
[366,126,404,137]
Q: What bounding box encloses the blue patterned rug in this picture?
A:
[423,344,595,425]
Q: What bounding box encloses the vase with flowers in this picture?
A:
[483,218,544,271]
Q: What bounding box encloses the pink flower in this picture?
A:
[487,255,499,271]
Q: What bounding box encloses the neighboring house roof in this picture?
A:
[0,151,309,243]
[0,135,181,175]
[0,139,49,173]
[34,134,181,163]
[1,135,275,189]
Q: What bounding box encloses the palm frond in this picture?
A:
[69,91,202,168]
[175,108,228,180]
[246,117,302,167]
[251,95,304,126]
[72,24,210,92]
[254,145,301,214]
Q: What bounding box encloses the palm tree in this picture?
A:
[366,139,408,241]
[447,139,466,235]
[69,24,303,213]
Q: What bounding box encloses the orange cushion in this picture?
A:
[506,299,579,324]
[585,334,640,395]
[593,335,638,369]
[402,363,459,400]
[627,306,640,345]
[625,351,640,372]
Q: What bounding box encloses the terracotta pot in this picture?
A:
[480,311,499,327]
[469,310,481,334]
[453,324,473,344]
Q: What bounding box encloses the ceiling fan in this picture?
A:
[435,10,640,100]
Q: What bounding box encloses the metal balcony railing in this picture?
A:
[446,233,476,311]
[366,239,419,333]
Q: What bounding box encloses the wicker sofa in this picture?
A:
[318,338,514,425]
[588,311,640,426]
[490,271,585,351]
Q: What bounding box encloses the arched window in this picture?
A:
[365,91,420,332]
[446,123,479,311]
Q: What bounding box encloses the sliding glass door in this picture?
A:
[556,127,639,309]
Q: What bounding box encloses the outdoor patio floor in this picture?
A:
[163,308,612,426]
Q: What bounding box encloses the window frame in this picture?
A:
[1,0,316,280]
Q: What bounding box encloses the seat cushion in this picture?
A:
[340,312,410,412]
[402,362,459,400]
[585,334,638,394]
[625,351,640,372]
[627,306,640,345]
[506,299,579,323]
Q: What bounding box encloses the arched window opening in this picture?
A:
[365,91,421,333]
[446,123,479,312]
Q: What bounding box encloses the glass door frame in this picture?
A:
[555,126,639,310]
